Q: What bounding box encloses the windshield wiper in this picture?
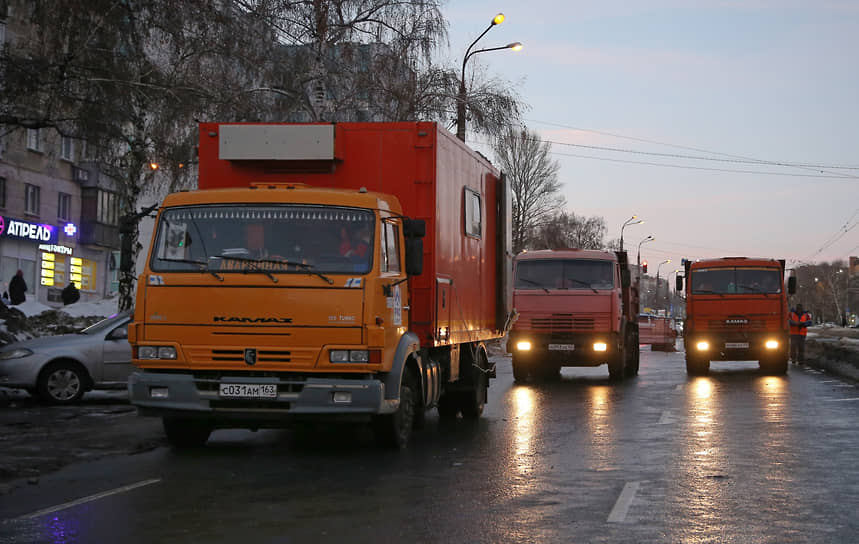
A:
[565,278,599,294]
[738,284,769,296]
[221,256,334,285]
[519,278,550,294]
[695,289,724,297]
[161,257,223,281]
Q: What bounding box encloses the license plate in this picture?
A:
[548,344,575,351]
[219,383,277,399]
[725,342,749,349]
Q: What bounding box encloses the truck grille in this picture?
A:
[707,319,767,331]
[210,349,292,363]
[529,313,609,332]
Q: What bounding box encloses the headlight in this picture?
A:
[696,341,710,351]
[516,341,532,351]
[157,347,177,359]
[329,350,369,363]
[0,348,34,360]
[138,346,158,359]
[593,342,607,352]
[765,340,779,349]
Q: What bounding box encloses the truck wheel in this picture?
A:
[373,369,417,448]
[625,334,640,378]
[436,392,459,420]
[163,417,212,449]
[608,350,626,381]
[685,355,710,376]
[460,353,488,419]
[760,356,788,375]
[512,354,529,383]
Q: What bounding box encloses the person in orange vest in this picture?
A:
[788,303,812,363]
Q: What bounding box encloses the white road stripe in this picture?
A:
[659,411,673,424]
[607,481,640,523]
[823,398,859,402]
[674,384,684,391]
[13,478,161,521]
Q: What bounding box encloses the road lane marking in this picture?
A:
[13,478,161,521]
[674,384,684,391]
[607,481,640,523]
[659,411,673,424]
[823,398,859,402]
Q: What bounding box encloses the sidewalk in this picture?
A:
[805,326,859,381]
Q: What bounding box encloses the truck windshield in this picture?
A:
[515,259,613,290]
[690,267,782,295]
[150,205,374,275]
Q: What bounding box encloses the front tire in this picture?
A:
[37,362,87,404]
[685,355,710,376]
[373,369,417,448]
[163,417,212,449]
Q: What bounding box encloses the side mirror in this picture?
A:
[676,276,683,293]
[787,276,796,295]
[405,238,423,276]
[108,326,129,341]
[620,268,630,288]
[403,218,426,238]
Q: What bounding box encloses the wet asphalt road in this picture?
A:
[1,346,858,544]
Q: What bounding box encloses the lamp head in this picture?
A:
[492,13,505,25]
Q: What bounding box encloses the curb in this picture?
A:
[804,337,859,382]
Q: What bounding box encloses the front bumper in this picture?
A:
[507,331,620,366]
[128,370,395,424]
[684,332,788,361]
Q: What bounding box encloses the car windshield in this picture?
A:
[150,205,375,275]
[515,259,614,290]
[690,267,782,295]
[80,311,130,335]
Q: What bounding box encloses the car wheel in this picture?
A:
[37,362,87,404]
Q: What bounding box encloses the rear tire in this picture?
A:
[163,417,212,449]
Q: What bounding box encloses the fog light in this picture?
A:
[516,341,532,351]
[333,391,352,403]
[150,387,169,399]
[765,340,779,349]
[593,342,607,352]
[696,341,710,351]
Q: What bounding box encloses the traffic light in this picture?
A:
[642,260,648,273]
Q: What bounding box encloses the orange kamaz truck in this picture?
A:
[676,257,795,375]
[127,122,513,448]
[506,249,640,381]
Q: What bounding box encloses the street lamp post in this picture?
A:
[456,14,522,142]
[656,259,670,309]
[619,216,643,251]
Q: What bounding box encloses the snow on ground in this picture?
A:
[10,297,120,319]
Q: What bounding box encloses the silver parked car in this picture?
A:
[0,310,132,404]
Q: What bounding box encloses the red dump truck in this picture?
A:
[638,314,678,352]
[676,257,795,375]
[128,122,513,448]
[506,249,640,381]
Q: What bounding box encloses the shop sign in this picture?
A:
[39,243,73,255]
[0,215,58,244]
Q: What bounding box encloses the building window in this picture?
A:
[27,128,43,152]
[60,136,74,161]
[97,190,119,225]
[0,177,5,208]
[58,192,72,221]
[25,184,40,215]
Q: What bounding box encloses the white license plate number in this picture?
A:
[548,344,576,351]
[219,383,277,399]
[725,342,750,349]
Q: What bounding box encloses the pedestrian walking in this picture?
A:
[788,303,811,363]
[61,282,81,305]
[9,270,27,305]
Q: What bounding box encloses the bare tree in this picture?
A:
[531,211,607,250]
[493,126,563,253]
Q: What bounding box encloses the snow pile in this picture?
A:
[0,297,123,345]
[11,298,120,319]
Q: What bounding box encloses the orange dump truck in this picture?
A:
[506,249,640,381]
[677,257,795,375]
[128,122,513,448]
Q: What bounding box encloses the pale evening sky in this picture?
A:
[443,1,858,273]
